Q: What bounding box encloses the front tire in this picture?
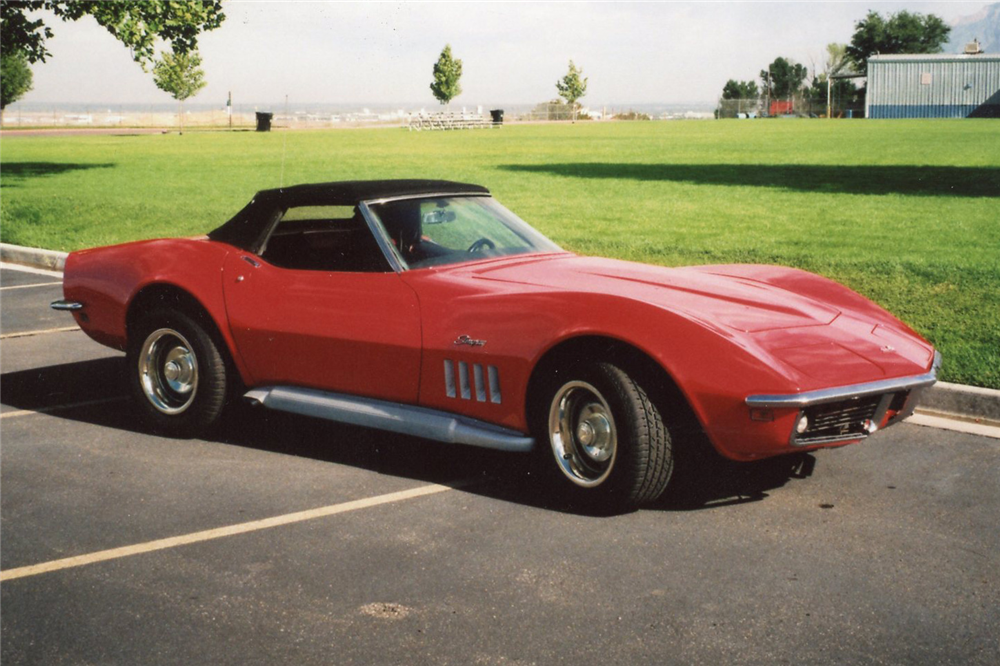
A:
[127,308,229,437]
[533,361,673,512]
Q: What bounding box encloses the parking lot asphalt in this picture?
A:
[2,265,999,665]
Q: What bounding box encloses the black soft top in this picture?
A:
[208,179,489,252]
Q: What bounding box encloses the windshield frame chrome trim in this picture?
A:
[357,200,408,273]
[362,192,492,207]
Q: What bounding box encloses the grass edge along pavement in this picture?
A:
[3,239,999,422]
[0,120,997,388]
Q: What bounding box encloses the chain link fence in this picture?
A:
[0,105,419,129]
[716,94,865,119]
[3,101,748,129]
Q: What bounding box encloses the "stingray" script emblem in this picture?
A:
[454,335,486,347]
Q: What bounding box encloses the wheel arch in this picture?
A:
[126,282,251,386]
[525,335,705,439]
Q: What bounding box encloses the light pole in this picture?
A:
[827,76,832,118]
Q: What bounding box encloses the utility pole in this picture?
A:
[764,70,771,116]
[228,91,232,130]
[827,77,832,119]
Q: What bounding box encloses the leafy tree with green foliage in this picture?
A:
[809,74,857,108]
[721,79,759,100]
[0,51,33,125]
[153,51,207,135]
[846,10,950,67]
[824,43,851,77]
[809,43,858,116]
[760,57,808,100]
[0,0,225,68]
[556,60,588,122]
[430,44,462,106]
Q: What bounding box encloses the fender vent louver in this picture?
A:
[444,360,501,404]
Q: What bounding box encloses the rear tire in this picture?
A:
[531,361,673,513]
[127,308,229,437]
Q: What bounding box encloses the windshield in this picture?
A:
[367,196,561,270]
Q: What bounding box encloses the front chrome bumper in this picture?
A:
[746,351,941,409]
[746,351,941,447]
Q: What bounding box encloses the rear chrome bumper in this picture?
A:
[50,300,83,311]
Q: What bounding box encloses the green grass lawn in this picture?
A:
[2,120,998,388]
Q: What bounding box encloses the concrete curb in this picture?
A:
[920,382,1000,423]
[3,242,999,422]
[1,243,68,271]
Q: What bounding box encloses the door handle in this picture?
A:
[241,256,261,268]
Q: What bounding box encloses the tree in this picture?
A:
[721,79,759,100]
[153,51,207,135]
[813,43,857,117]
[556,60,588,122]
[809,73,857,112]
[0,51,33,125]
[760,57,808,100]
[824,43,850,77]
[846,10,950,67]
[0,1,225,68]
[429,44,462,106]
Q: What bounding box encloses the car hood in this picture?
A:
[469,254,839,333]
[466,254,933,384]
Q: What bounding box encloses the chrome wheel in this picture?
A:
[548,380,618,487]
[138,327,199,415]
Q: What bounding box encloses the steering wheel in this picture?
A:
[467,237,496,253]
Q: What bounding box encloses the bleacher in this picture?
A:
[407,112,498,131]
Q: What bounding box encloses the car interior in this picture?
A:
[259,206,391,273]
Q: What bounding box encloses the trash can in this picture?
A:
[255,112,273,132]
[489,109,504,125]
[846,109,854,119]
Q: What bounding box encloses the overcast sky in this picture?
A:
[16,1,992,108]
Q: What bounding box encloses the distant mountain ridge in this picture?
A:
[946,2,1000,53]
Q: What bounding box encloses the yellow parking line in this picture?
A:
[0,282,62,291]
[0,396,128,420]
[0,326,79,340]
[0,482,463,582]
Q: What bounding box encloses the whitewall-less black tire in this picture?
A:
[534,361,673,512]
[127,308,229,437]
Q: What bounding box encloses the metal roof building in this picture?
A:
[866,54,1000,119]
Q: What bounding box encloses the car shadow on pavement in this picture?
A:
[1,357,816,516]
[653,442,816,512]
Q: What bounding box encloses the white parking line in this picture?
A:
[0,282,63,291]
[0,326,79,340]
[0,482,466,582]
[906,413,1000,440]
[0,261,63,278]
[0,396,128,420]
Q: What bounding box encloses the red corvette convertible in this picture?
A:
[52,180,939,510]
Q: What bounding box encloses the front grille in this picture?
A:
[796,396,881,444]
